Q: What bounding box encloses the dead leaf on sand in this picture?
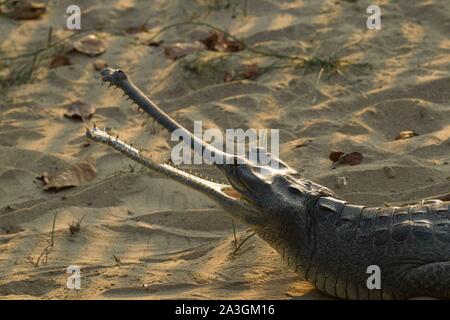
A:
[224,63,260,82]
[330,151,363,167]
[201,31,245,52]
[1,0,46,20]
[49,55,71,69]
[164,41,206,61]
[73,34,106,57]
[395,130,418,140]
[240,63,260,80]
[329,151,344,162]
[63,101,95,121]
[39,160,96,191]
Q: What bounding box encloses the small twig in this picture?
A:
[231,220,238,249]
[78,214,87,225]
[35,244,50,267]
[25,212,58,267]
[315,67,324,86]
[47,26,53,48]
[69,214,86,235]
[142,17,150,30]
[232,232,256,255]
[50,212,57,247]
[26,244,51,267]
[25,255,35,266]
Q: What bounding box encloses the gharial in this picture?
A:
[85,68,450,300]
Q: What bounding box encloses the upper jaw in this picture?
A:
[101,67,242,167]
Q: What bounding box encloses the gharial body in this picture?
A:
[86,68,450,300]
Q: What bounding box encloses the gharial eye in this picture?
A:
[288,186,303,197]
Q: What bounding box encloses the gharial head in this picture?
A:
[89,68,337,230]
[215,150,336,225]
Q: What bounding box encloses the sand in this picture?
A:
[0,0,449,299]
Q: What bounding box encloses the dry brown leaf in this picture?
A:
[395,130,418,140]
[49,55,71,69]
[93,59,108,71]
[164,41,206,61]
[63,101,95,121]
[342,152,363,166]
[43,160,96,191]
[240,63,260,80]
[223,64,260,82]
[73,34,106,57]
[1,0,46,20]
[201,31,244,52]
[330,151,363,166]
[329,151,344,162]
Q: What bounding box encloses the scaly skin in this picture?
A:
[86,68,450,299]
